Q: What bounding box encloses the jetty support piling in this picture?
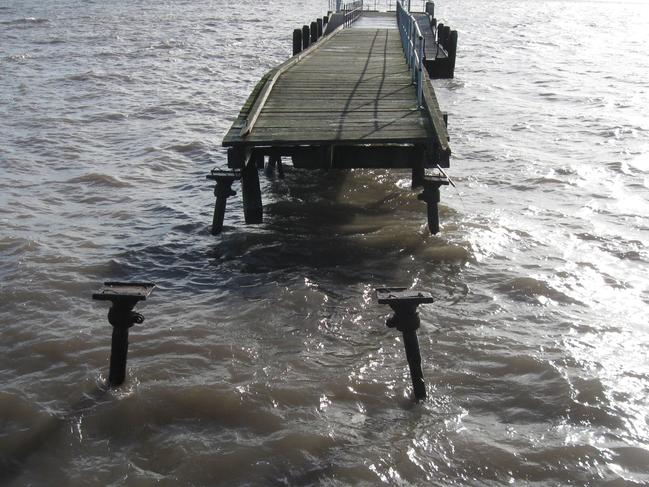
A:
[377,288,435,401]
[265,155,285,179]
[207,169,241,235]
[92,282,155,387]
[302,24,310,49]
[276,156,285,178]
[412,165,425,189]
[418,174,449,234]
[242,160,263,224]
[265,156,276,177]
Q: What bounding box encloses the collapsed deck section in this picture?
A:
[222,13,450,170]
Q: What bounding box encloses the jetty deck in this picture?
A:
[222,11,449,169]
[210,6,457,234]
[225,28,431,147]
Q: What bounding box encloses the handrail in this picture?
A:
[343,3,363,26]
[331,0,363,13]
[396,0,424,107]
[331,0,427,13]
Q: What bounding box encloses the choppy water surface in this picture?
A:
[1,0,649,484]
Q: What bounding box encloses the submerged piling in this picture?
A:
[93,282,155,386]
[377,288,434,401]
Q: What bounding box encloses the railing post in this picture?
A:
[417,36,423,106]
[410,20,416,82]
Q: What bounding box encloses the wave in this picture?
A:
[1,17,49,25]
[497,276,581,304]
[64,173,132,188]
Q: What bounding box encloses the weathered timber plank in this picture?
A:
[238,24,349,136]
[252,118,429,130]
[252,109,421,118]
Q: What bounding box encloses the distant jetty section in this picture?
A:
[208,0,458,234]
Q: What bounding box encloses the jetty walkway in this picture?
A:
[209,2,457,234]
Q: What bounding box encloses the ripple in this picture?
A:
[1,17,50,26]
[64,173,132,188]
[497,277,581,304]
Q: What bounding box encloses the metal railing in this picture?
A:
[330,0,363,12]
[342,0,363,26]
[396,0,425,106]
[331,0,426,12]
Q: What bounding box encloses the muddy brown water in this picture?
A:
[1,0,649,485]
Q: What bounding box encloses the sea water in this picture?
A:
[1,0,648,484]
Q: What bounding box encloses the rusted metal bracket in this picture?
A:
[377,287,434,401]
[418,174,449,234]
[93,282,155,386]
[206,169,241,235]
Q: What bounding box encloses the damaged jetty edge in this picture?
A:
[207,0,458,235]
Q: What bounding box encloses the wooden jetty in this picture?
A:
[208,0,458,234]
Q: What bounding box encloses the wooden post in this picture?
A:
[448,30,458,78]
[302,25,310,50]
[310,21,318,43]
[412,166,424,189]
[254,152,264,169]
[293,28,302,55]
[317,18,323,38]
[425,1,434,17]
[442,25,451,50]
[276,156,285,178]
[242,161,263,224]
[437,22,445,47]
[265,156,276,177]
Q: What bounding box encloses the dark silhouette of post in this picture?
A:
[377,288,434,401]
[293,28,302,55]
[417,175,449,234]
[310,21,318,43]
[207,169,240,235]
[93,282,155,386]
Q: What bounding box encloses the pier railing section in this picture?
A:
[342,0,363,26]
[329,0,427,13]
[397,0,424,106]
